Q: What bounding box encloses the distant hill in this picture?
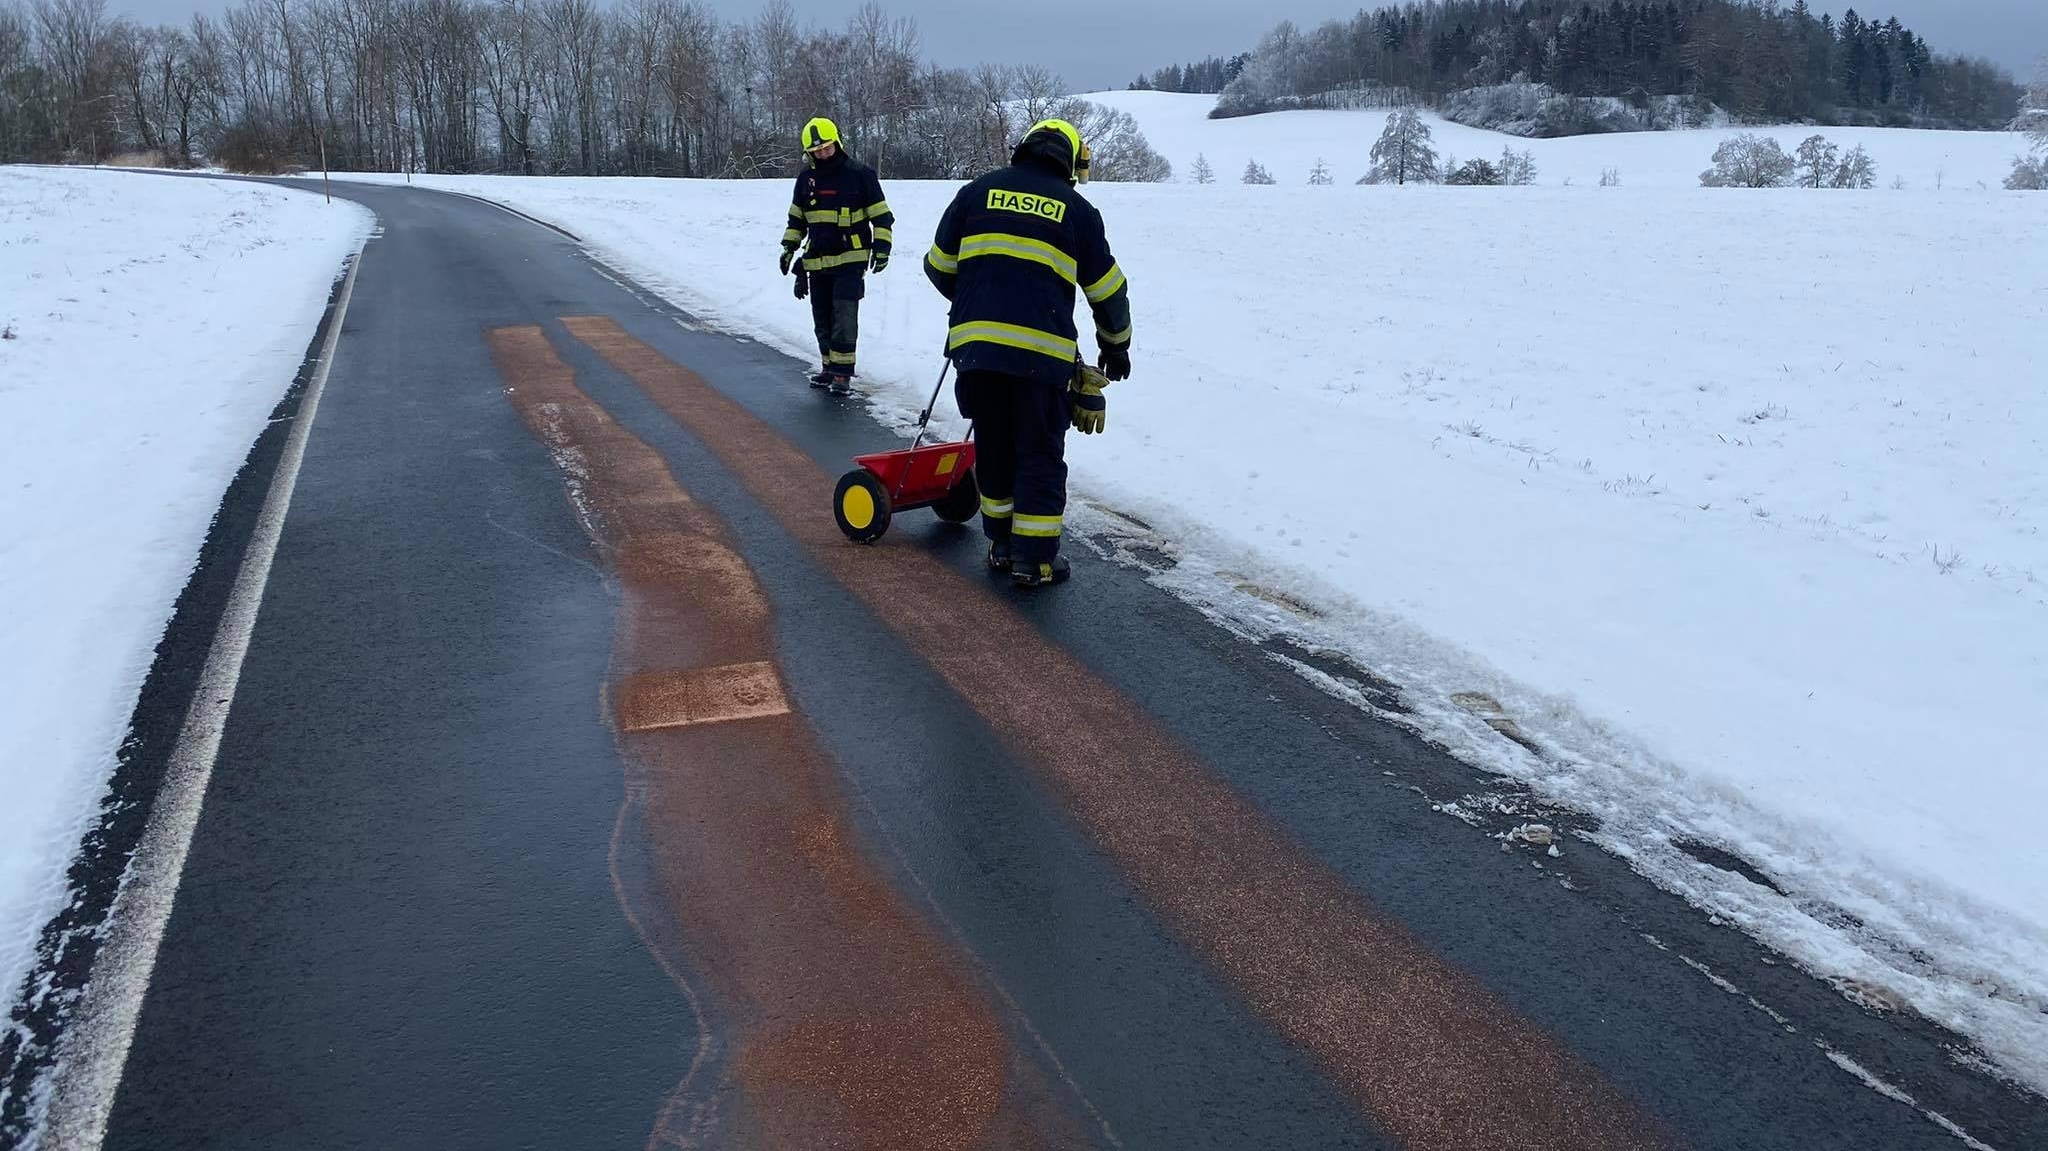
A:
[1132,1,2024,135]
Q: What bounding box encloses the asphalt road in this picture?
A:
[18,181,2048,1149]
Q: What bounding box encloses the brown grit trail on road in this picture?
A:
[563,314,1684,1151]
[486,325,1088,1151]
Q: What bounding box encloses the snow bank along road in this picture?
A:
[0,172,2041,1148]
[324,153,2048,1101]
[0,166,369,1136]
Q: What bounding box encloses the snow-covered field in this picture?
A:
[0,168,368,1029]
[322,100,2048,1089]
[1093,88,2032,190]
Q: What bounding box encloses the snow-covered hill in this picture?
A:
[1088,89,2030,190]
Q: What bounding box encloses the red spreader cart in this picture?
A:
[832,363,979,543]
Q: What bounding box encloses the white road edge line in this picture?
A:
[37,247,364,1151]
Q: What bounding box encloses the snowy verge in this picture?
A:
[0,169,370,1036]
[316,170,2048,1094]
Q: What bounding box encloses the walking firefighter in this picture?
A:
[779,116,894,396]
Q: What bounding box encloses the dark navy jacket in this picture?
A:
[781,152,893,276]
[924,156,1132,387]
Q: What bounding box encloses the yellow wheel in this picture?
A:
[833,469,892,543]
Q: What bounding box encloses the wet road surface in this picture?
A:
[18,182,2047,1150]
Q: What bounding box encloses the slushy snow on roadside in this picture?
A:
[323,111,2048,1092]
[0,168,369,1035]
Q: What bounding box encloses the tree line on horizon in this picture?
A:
[1133,0,2023,131]
[0,0,1171,179]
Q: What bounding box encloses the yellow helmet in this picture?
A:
[800,117,841,152]
[1022,118,1084,179]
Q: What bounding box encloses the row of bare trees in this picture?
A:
[0,0,1169,180]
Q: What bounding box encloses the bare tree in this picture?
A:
[1214,18,1304,116]
[478,0,537,171]
[964,62,1012,174]
[2012,64,2048,188]
[1498,145,1537,185]
[840,2,917,174]
[1,2,56,158]
[1794,134,1837,188]
[1029,93,1167,182]
[104,21,165,156]
[1364,107,1436,184]
[748,0,793,143]
[531,0,593,171]
[1700,133,1794,187]
[2019,55,2047,143]
[1830,144,1876,189]
[32,0,117,157]
[1443,156,1500,184]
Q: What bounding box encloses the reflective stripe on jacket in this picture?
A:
[782,152,893,275]
[924,159,1130,387]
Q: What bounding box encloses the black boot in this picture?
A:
[1011,555,1070,588]
[828,375,854,396]
[809,367,833,387]
[986,541,1012,573]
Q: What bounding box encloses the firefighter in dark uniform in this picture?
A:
[924,119,1132,587]
[779,117,893,395]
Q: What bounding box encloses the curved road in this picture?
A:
[12,181,2047,1149]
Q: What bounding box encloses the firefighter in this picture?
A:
[923,119,1131,587]
[779,116,893,395]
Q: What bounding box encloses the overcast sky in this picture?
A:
[109,0,2048,89]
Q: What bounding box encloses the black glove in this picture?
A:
[869,249,889,274]
[1069,362,1109,435]
[793,265,809,300]
[1098,346,1131,382]
[779,248,797,275]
